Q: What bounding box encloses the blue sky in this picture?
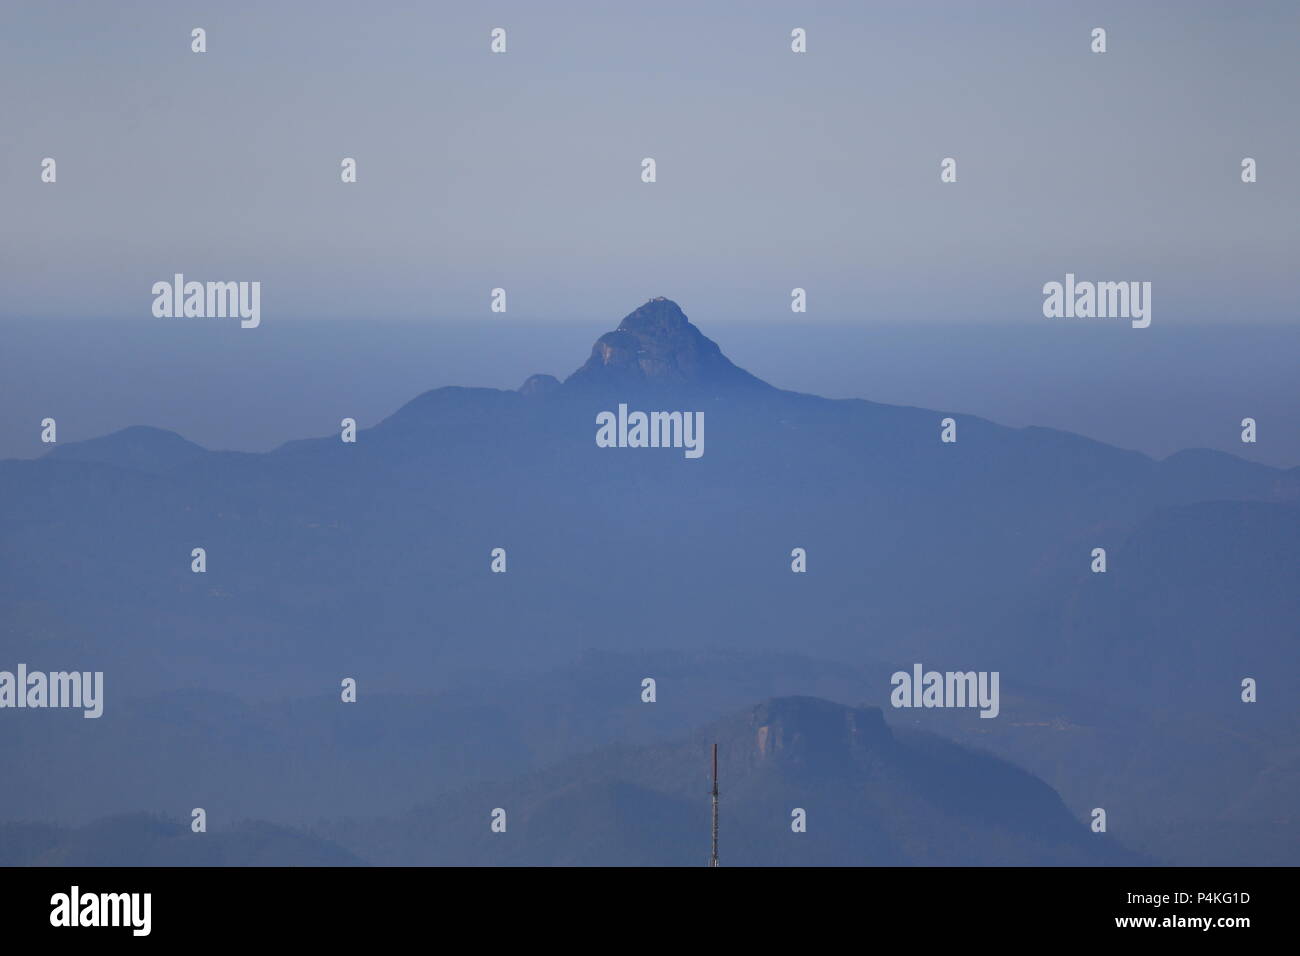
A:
[2,0,1298,323]
[2,2,1297,466]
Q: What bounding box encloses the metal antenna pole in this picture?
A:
[710,743,719,867]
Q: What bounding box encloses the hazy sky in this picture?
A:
[2,2,1297,467]
[3,0,1298,323]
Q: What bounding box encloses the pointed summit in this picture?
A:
[563,298,770,392]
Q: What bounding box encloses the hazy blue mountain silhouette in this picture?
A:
[6,298,1292,696]
[564,297,772,392]
[2,647,1288,864]
[0,650,892,825]
[43,425,208,474]
[323,696,1140,866]
[4,696,1134,866]
[1,297,1295,864]
[0,813,360,867]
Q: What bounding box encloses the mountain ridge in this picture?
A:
[321,694,1140,866]
[3,297,1296,865]
[25,299,1295,486]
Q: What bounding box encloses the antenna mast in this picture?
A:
[710,743,719,867]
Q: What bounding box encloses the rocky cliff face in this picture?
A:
[560,297,772,392]
[751,697,891,759]
[738,697,893,781]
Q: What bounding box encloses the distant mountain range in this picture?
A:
[1,298,1295,865]
[323,696,1139,867]
[1,695,1139,866]
[0,814,360,867]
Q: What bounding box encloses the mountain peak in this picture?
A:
[518,373,560,398]
[619,296,691,332]
[43,425,207,474]
[563,298,771,392]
